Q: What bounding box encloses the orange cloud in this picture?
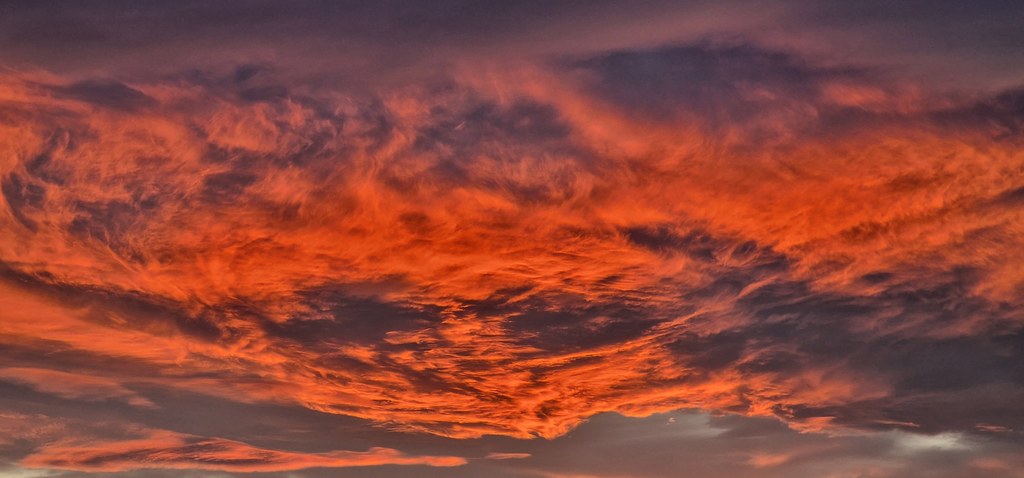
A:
[486,452,532,460]
[17,427,464,472]
[1,42,1022,443]
[0,367,154,408]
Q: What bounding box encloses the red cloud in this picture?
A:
[19,429,464,472]
[1,43,1022,443]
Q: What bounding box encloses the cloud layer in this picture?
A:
[0,30,1023,476]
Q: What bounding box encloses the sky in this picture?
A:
[0,1,1023,477]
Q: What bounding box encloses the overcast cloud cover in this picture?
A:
[0,1,1023,477]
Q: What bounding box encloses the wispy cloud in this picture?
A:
[0,414,464,473]
[1,42,1022,445]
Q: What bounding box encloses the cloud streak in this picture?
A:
[0,368,154,408]
[21,432,465,472]
[0,413,463,473]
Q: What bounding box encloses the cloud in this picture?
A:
[0,413,464,473]
[0,41,1022,448]
[48,80,157,112]
[20,431,465,472]
[746,452,793,468]
[0,368,155,408]
[486,452,532,460]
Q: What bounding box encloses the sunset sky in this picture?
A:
[1,1,1023,477]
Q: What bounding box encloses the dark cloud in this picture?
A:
[51,80,157,111]
[267,287,444,346]
[570,44,832,115]
[931,88,1024,137]
[621,225,722,261]
[0,265,224,342]
[1,172,44,231]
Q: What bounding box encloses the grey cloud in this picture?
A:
[51,80,157,111]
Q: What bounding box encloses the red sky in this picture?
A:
[1,2,1023,477]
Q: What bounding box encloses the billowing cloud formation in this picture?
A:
[1,40,1022,452]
